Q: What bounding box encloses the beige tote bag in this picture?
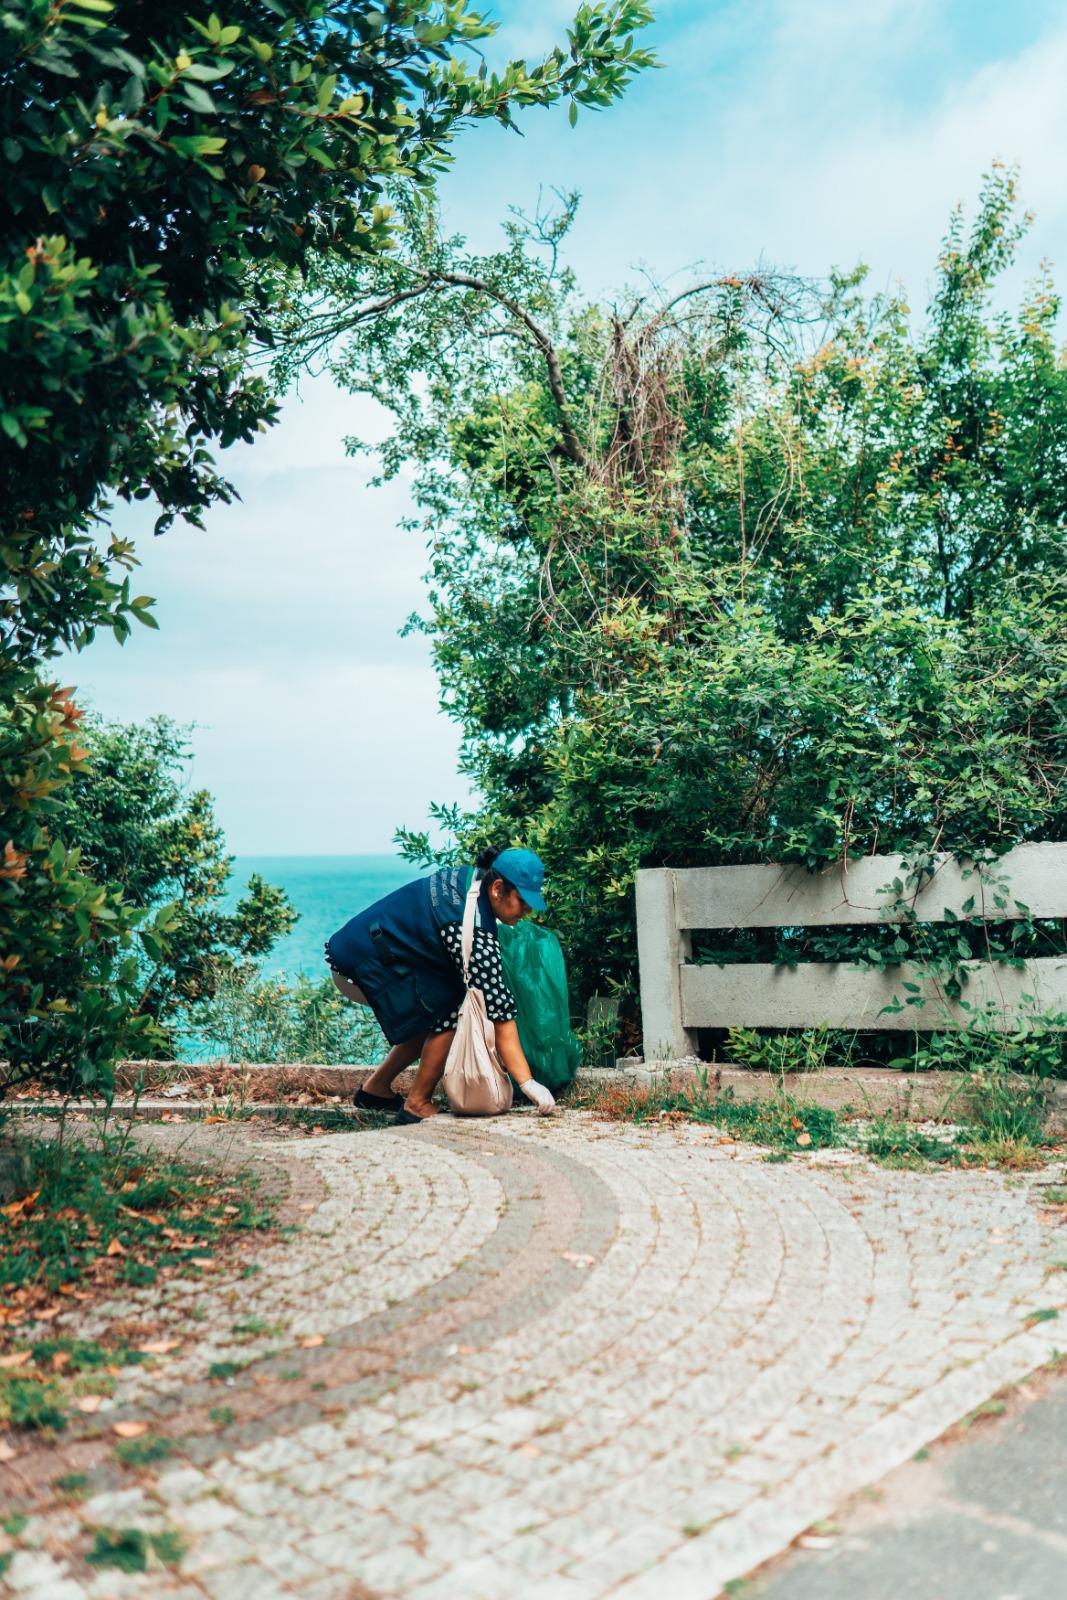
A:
[442,875,514,1117]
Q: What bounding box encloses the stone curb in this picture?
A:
[10,1060,1064,1129]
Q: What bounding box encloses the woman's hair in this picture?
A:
[476,845,518,897]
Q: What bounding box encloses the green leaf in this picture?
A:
[181,83,217,113]
[169,135,227,157]
[569,99,578,127]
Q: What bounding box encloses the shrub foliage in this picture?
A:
[283,168,1066,1035]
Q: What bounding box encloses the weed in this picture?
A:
[231,1317,283,1338]
[860,1117,958,1166]
[86,1526,186,1573]
[727,1027,846,1076]
[55,1472,88,1494]
[1023,1308,1060,1325]
[208,1406,235,1425]
[0,1373,67,1432]
[681,1520,713,1538]
[118,1260,158,1286]
[31,1338,144,1373]
[207,1360,248,1381]
[0,1554,10,1578]
[1,1515,27,1538]
[115,1434,174,1467]
[964,1399,1006,1425]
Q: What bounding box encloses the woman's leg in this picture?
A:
[363,1033,427,1098]
[403,1029,455,1119]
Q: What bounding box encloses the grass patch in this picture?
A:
[208,1405,235,1425]
[571,1078,841,1150]
[55,1472,88,1494]
[231,1316,283,1338]
[114,1433,174,1467]
[0,1372,67,1432]
[0,1126,275,1328]
[208,1359,249,1381]
[573,1071,1055,1171]
[86,1526,186,1573]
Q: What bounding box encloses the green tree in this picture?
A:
[56,715,296,1044]
[280,168,1066,1028]
[0,0,655,1092]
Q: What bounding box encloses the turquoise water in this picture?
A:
[227,855,415,979]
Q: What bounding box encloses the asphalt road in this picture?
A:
[744,1368,1067,1600]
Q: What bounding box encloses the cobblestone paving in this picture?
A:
[2,1114,1065,1600]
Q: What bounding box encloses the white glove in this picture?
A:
[520,1078,556,1114]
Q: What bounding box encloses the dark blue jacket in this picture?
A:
[326,865,492,1044]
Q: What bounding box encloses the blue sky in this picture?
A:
[69,0,1067,855]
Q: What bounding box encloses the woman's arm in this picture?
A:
[493,1019,532,1082]
[494,1020,555,1112]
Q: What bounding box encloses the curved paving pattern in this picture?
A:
[2,1114,1065,1600]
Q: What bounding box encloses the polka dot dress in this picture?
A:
[431,922,518,1034]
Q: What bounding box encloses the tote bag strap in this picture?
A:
[460,871,482,985]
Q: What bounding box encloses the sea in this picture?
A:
[225,855,415,979]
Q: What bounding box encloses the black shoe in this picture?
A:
[354,1086,404,1113]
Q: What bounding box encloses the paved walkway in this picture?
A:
[2,1113,1065,1600]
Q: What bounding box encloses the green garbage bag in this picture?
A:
[497,921,582,1093]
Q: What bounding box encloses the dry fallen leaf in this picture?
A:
[797,1534,836,1550]
[300,1335,324,1348]
[560,1252,596,1267]
[518,1444,541,1457]
[34,1306,62,1321]
[0,1441,16,1462]
[138,1339,181,1355]
[796,1132,813,1148]
[106,1238,125,1257]
[75,1395,102,1414]
[298,1203,316,1212]
[112,1421,148,1438]
[0,1351,31,1369]
[188,1257,214,1268]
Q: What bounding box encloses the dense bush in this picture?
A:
[181,968,385,1064]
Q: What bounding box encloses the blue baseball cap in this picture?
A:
[492,848,547,912]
